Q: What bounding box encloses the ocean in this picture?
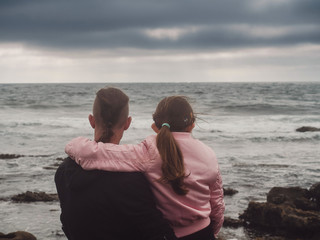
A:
[1,82,319,239]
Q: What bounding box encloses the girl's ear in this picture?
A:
[185,123,195,132]
[88,114,95,129]
[151,123,159,133]
[124,116,132,130]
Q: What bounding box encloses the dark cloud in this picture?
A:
[0,0,319,50]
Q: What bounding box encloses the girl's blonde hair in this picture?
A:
[153,96,195,195]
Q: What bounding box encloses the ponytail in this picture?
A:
[99,121,114,143]
[157,124,189,196]
[153,96,195,195]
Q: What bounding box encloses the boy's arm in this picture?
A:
[65,137,150,172]
[209,169,225,238]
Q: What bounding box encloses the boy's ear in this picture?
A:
[88,114,95,129]
[151,123,159,133]
[124,116,132,131]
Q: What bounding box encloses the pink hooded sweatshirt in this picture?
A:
[65,132,225,238]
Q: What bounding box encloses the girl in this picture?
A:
[66,96,225,239]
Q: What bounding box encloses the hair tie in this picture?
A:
[161,123,170,129]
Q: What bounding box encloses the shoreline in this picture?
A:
[1,182,319,240]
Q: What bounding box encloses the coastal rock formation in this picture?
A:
[0,154,24,159]
[310,182,320,207]
[223,216,244,228]
[296,126,320,132]
[11,191,58,202]
[43,162,61,170]
[223,188,238,196]
[240,183,320,238]
[267,186,318,211]
[0,231,36,240]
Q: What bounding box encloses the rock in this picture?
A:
[11,191,58,202]
[223,188,238,196]
[240,202,281,229]
[240,201,320,237]
[0,196,10,201]
[267,186,318,211]
[215,235,227,240]
[223,216,244,228]
[240,184,320,238]
[43,162,61,170]
[296,126,320,132]
[254,237,286,240]
[0,154,24,159]
[210,130,222,133]
[310,182,320,207]
[0,231,36,240]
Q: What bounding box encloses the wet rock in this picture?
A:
[210,130,222,133]
[215,235,227,240]
[223,188,238,196]
[241,201,320,236]
[296,126,320,132]
[267,186,318,211]
[51,230,65,237]
[0,154,24,159]
[240,184,320,238]
[310,182,320,207]
[223,216,244,228]
[254,237,286,240]
[11,191,58,202]
[43,162,61,170]
[215,236,226,240]
[0,231,36,240]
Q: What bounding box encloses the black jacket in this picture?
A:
[55,157,176,240]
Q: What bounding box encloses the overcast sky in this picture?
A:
[1,0,319,83]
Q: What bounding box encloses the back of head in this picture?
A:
[93,87,129,143]
[153,96,195,195]
[153,96,195,131]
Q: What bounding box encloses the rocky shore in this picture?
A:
[2,150,319,239]
[222,183,320,239]
[2,183,320,239]
[11,191,59,203]
[0,191,59,240]
[0,231,37,240]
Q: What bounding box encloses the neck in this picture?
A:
[94,127,123,145]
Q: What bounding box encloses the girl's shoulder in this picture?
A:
[145,134,157,142]
[142,134,156,146]
[190,137,217,156]
[142,134,157,147]
[143,135,160,160]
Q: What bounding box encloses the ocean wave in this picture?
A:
[1,102,89,110]
[0,154,54,159]
[307,169,320,174]
[195,133,320,144]
[232,163,291,168]
[249,134,320,143]
[217,103,320,115]
[21,122,42,126]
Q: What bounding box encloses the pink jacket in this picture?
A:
[65,132,225,238]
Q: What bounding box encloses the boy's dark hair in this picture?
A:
[93,87,129,143]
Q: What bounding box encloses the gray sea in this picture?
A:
[1,82,319,239]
